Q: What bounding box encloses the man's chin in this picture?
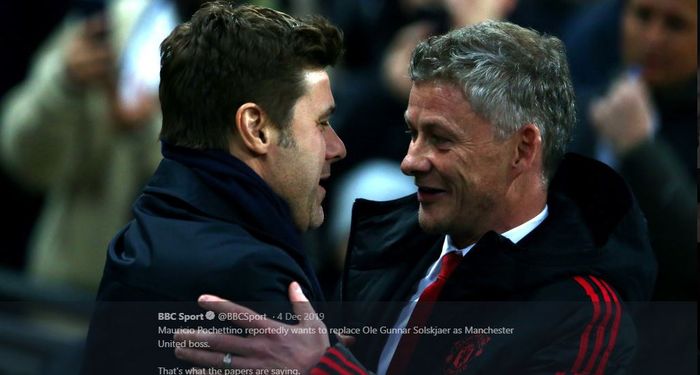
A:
[417,209,446,235]
[308,208,325,230]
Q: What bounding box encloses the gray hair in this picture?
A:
[409,21,576,182]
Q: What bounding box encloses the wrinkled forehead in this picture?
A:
[406,81,467,114]
[405,81,490,131]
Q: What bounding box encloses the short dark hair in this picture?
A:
[410,21,576,182]
[159,1,343,149]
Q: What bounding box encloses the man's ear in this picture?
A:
[511,123,542,171]
[235,103,273,155]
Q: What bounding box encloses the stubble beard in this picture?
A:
[417,204,448,235]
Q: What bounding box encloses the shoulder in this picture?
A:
[531,275,621,302]
[523,275,636,374]
[348,193,440,266]
[527,275,629,331]
[105,217,313,303]
[198,239,312,300]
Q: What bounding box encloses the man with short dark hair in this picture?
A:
[81,2,345,373]
[175,21,656,374]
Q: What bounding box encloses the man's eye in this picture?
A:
[405,129,417,140]
[431,135,448,145]
[633,6,652,23]
[665,15,689,32]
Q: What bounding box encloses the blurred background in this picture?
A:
[0,0,696,373]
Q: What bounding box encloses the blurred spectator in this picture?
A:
[565,0,697,299]
[0,0,216,293]
[0,2,72,271]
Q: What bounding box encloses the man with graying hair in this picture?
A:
[176,21,656,374]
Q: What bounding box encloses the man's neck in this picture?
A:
[451,185,547,249]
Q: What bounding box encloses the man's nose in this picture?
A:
[643,18,668,47]
[400,141,430,176]
[325,126,347,162]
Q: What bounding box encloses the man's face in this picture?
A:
[622,0,697,87]
[269,70,346,232]
[401,81,514,248]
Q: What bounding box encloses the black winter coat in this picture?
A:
[313,154,656,375]
[81,157,325,374]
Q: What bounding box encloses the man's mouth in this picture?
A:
[417,186,447,203]
[319,175,330,194]
[319,174,330,186]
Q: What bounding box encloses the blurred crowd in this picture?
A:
[0,1,696,369]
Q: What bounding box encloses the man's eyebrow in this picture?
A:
[404,117,447,132]
[320,105,335,118]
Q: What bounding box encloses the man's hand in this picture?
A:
[590,74,655,155]
[382,21,433,100]
[443,0,516,28]
[174,282,330,373]
[108,88,158,132]
[65,13,157,132]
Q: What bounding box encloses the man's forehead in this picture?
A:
[406,82,471,119]
[303,70,329,86]
[409,81,467,103]
[298,69,334,112]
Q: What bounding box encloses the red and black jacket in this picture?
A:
[313,154,656,375]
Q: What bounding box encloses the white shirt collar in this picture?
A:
[441,204,549,257]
